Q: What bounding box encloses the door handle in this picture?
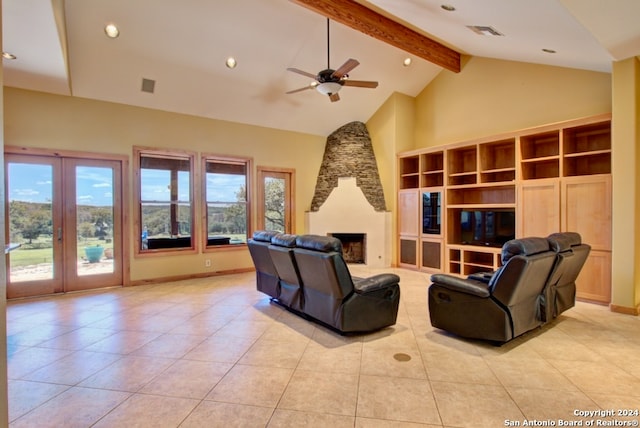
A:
[58,227,63,242]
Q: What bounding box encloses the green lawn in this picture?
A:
[9,237,113,268]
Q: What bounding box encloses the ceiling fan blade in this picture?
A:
[286,85,314,94]
[329,93,340,102]
[332,58,359,78]
[286,67,317,79]
[342,80,379,88]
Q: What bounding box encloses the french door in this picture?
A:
[257,167,294,233]
[5,153,124,299]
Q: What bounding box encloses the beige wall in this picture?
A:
[4,88,326,282]
[414,57,612,148]
[367,92,416,265]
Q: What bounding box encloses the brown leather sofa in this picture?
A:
[429,234,591,343]
[428,237,557,343]
[248,232,401,334]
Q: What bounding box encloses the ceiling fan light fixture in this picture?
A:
[316,81,342,95]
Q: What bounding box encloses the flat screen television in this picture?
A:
[460,209,516,247]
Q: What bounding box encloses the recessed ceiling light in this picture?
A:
[225,57,237,69]
[542,48,557,54]
[441,4,456,12]
[104,23,120,38]
[403,57,412,67]
[2,52,17,60]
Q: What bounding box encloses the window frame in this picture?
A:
[257,166,295,234]
[201,153,252,251]
[134,147,197,256]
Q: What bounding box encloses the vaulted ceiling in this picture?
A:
[3,0,639,136]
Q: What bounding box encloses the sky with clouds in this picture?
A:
[8,163,244,207]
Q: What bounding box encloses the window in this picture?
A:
[203,155,251,247]
[135,148,195,252]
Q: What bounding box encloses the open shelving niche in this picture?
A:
[444,137,516,276]
[397,114,612,301]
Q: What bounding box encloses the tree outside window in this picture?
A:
[204,156,251,246]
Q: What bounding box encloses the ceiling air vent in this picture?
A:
[141,78,156,93]
[467,26,504,36]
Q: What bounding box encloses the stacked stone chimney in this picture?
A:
[310,121,386,212]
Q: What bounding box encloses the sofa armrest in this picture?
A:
[466,271,495,284]
[430,274,491,298]
[354,273,400,294]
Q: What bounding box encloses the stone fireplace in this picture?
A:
[329,233,366,264]
[306,178,391,267]
[306,121,391,268]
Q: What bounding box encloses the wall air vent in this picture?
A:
[141,78,156,93]
[467,26,504,36]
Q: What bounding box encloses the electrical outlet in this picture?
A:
[205,259,211,267]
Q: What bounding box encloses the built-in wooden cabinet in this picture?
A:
[398,150,444,272]
[398,188,419,268]
[398,114,612,303]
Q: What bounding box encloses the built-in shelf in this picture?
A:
[562,122,611,176]
[447,185,515,206]
[520,131,560,180]
[448,245,501,276]
[398,114,612,304]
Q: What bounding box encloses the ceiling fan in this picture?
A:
[286,18,378,102]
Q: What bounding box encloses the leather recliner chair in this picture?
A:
[428,237,557,343]
[543,232,591,321]
[247,230,280,299]
[292,234,401,333]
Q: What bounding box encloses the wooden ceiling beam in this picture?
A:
[290,0,461,73]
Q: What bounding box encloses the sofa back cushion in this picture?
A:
[295,235,343,253]
[248,230,281,298]
[491,237,555,305]
[248,231,280,275]
[545,232,591,317]
[293,235,353,325]
[268,233,303,310]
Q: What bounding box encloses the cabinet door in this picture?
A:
[398,189,419,268]
[398,189,419,236]
[562,176,611,251]
[575,250,611,303]
[518,179,560,237]
[562,176,612,303]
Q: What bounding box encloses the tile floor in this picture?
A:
[6,267,640,427]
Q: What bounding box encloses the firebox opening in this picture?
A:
[329,233,366,264]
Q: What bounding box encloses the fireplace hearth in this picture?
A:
[330,233,366,264]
